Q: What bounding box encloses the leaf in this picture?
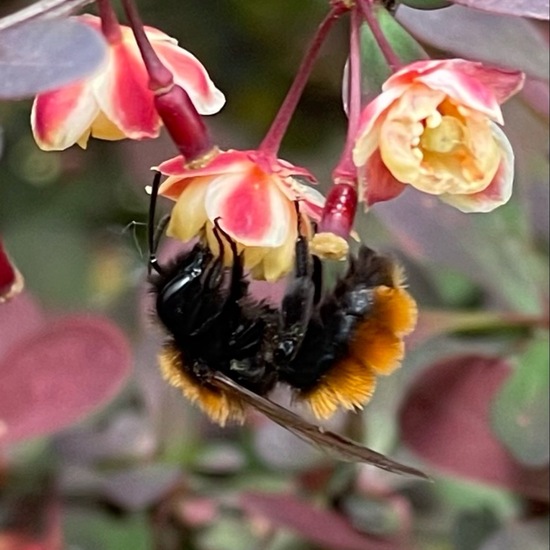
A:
[400,354,550,500]
[63,510,153,550]
[480,519,550,550]
[240,492,402,550]
[99,465,183,511]
[0,292,44,358]
[491,333,550,466]
[374,190,544,314]
[358,7,429,101]
[396,4,549,80]
[0,315,132,444]
[450,0,549,20]
[0,18,107,99]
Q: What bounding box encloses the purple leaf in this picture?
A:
[0,18,107,99]
[450,0,549,20]
[240,492,403,550]
[99,465,183,511]
[400,354,549,501]
[396,5,549,80]
[0,315,132,444]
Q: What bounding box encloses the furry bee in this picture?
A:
[148,173,423,478]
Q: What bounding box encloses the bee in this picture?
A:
[148,172,424,478]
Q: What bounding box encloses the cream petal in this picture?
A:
[166,178,210,241]
[439,124,514,212]
[353,85,408,167]
[31,80,100,151]
[204,171,293,247]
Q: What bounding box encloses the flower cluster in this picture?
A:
[30,4,525,279]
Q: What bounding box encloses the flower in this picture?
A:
[31,15,225,151]
[157,150,325,281]
[352,59,525,212]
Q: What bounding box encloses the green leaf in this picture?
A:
[63,510,153,550]
[358,6,428,102]
[491,333,550,467]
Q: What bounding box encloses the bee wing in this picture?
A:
[210,372,428,479]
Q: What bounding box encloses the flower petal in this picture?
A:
[435,59,525,105]
[353,85,408,167]
[439,124,514,212]
[251,231,297,282]
[204,171,292,247]
[153,41,225,115]
[158,150,253,178]
[0,240,23,302]
[31,80,100,150]
[358,150,407,206]
[166,177,210,241]
[93,42,160,140]
[414,67,504,124]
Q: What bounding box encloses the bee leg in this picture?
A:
[274,203,316,363]
[213,217,247,303]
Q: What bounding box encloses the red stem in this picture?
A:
[120,0,173,90]
[357,0,402,72]
[332,7,362,184]
[97,0,122,44]
[259,6,344,155]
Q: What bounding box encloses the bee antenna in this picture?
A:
[148,170,166,275]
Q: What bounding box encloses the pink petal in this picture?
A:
[31,80,99,150]
[443,59,525,104]
[153,41,225,115]
[414,67,504,123]
[204,171,292,247]
[94,42,160,140]
[158,150,253,177]
[359,149,407,206]
[439,124,514,212]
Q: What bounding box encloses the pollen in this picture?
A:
[158,345,245,426]
[302,358,377,420]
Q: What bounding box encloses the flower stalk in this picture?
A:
[357,0,402,72]
[258,5,345,156]
[121,0,212,161]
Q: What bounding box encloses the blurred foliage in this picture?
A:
[0,0,548,549]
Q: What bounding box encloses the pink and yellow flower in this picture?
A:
[31,15,225,151]
[157,150,325,281]
[352,59,525,212]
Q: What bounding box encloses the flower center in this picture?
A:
[420,114,464,154]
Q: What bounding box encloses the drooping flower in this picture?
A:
[31,14,225,151]
[157,150,325,281]
[352,59,525,212]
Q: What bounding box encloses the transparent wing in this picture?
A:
[211,372,428,479]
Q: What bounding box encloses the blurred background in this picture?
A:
[0,1,548,548]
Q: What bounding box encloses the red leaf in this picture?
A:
[240,492,403,550]
[0,239,23,302]
[450,0,549,20]
[0,293,43,358]
[0,315,132,444]
[400,355,549,500]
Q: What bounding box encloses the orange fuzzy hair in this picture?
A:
[302,268,418,420]
[158,344,245,426]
